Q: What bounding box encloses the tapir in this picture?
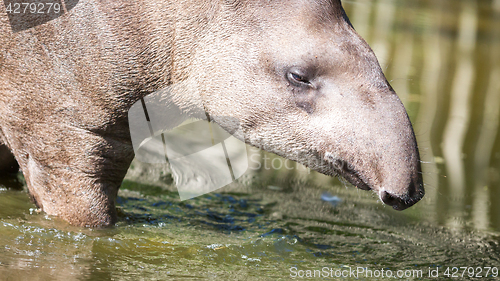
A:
[0,0,424,227]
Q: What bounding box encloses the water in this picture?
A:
[1,0,500,280]
[345,0,500,232]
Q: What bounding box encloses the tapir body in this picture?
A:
[0,0,424,227]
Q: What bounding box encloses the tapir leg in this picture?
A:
[0,144,19,174]
[4,122,135,227]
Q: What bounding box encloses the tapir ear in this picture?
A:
[309,0,354,29]
[339,3,354,28]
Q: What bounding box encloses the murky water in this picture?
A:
[1,0,500,280]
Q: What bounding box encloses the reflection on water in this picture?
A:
[1,182,499,280]
[1,0,500,280]
[345,0,500,232]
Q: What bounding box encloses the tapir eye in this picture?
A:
[287,68,312,87]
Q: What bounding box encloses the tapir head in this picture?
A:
[182,0,424,209]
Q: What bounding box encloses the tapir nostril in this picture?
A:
[380,191,405,210]
[380,180,425,211]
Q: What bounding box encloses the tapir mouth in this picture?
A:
[327,158,371,191]
[325,157,424,211]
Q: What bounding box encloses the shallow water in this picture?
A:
[1,0,500,280]
[1,178,499,280]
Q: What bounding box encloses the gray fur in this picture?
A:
[0,0,423,227]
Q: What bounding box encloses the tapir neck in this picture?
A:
[104,0,220,95]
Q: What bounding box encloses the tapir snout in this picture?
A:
[280,71,425,211]
[311,57,425,210]
[316,84,425,210]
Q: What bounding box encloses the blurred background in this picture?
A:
[342,0,500,232]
